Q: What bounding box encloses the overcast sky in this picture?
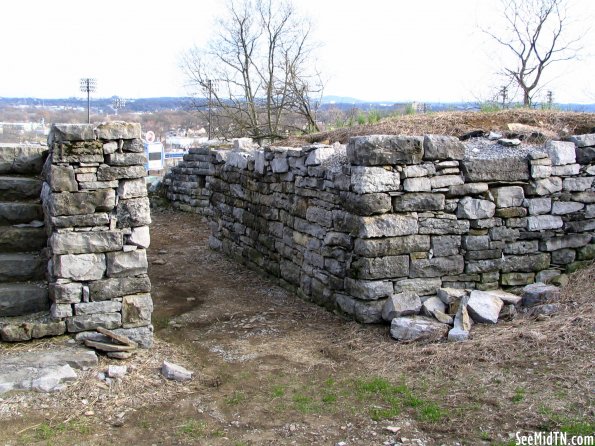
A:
[1,0,594,103]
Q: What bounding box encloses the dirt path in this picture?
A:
[0,209,593,446]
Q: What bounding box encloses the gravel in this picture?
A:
[464,137,544,160]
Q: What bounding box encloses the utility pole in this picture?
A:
[80,78,97,124]
[547,90,553,108]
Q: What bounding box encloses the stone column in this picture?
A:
[42,122,153,347]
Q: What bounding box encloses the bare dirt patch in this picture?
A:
[0,209,593,445]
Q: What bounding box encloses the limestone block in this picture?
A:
[341,192,392,216]
[351,166,400,193]
[526,215,563,231]
[106,153,147,166]
[50,303,73,319]
[393,277,442,295]
[423,135,465,160]
[551,164,580,176]
[575,146,595,164]
[118,178,148,199]
[356,214,418,238]
[390,316,448,341]
[47,165,78,192]
[51,124,95,141]
[392,193,445,212]
[403,164,434,178]
[551,201,584,215]
[531,164,552,179]
[431,235,461,256]
[437,287,467,305]
[88,275,151,301]
[544,141,576,165]
[467,290,503,324]
[461,158,529,182]
[349,255,409,279]
[95,122,141,140]
[49,231,123,255]
[121,139,144,153]
[382,292,422,320]
[503,240,539,255]
[462,235,490,250]
[551,249,575,264]
[227,151,253,169]
[271,157,289,173]
[524,197,552,215]
[254,150,266,174]
[106,249,148,278]
[501,272,536,286]
[418,217,470,235]
[335,294,384,323]
[569,133,595,147]
[48,189,115,216]
[66,313,121,332]
[122,293,153,328]
[522,283,560,307]
[53,253,106,281]
[422,296,447,316]
[116,197,151,228]
[128,226,150,248]
[456,197,496,219]
[410,255,464,278]
[492,186,524,208]
[447,182,489,196]
[50,213,110,228]
[524,177,562,196]
[353,235,430,257]
[103,142,118,154]
[97,165,146,181]
[403,177,431,192]
[541,233,591,251]
[501,253,550,273]
[74,301,121,315]
[344,278,393,300]
[562,177,593,192]
[75,325,153,348]
[430,175,463,189]
[53,140,104,163]
[347,135,424,166]
[49,282,83,304]
[305,145,336,166]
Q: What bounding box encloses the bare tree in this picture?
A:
[181,0,322,142]
[486,0,583,106]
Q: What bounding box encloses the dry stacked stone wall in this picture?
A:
[164,134,595,326]
[41,123,153,347]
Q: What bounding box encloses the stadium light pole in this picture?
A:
[80,78,97,123]
[112,97,126,116]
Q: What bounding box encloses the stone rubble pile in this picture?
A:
[163,132,594,340]
[3,122,156,346]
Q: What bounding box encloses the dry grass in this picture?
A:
[286,109,595,146]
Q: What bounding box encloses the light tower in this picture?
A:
[112,97,126,115]
[80,78,97,124]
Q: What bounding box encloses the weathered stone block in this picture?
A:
[562,177,593,192]
[461,157,529,182]
[66,313,121,332]
[431,235,461,256]
[48,189,115,216]
[551,164,580,176]
[393,277,442,295]
[53,253,106,281]
[356,214,418,238]
[50,213,110,228]
[349,255,409,279]
[392,193,445,212]
[353,235,430,257]
[341,192,391,216]
[544,140,576,165]
[501,253,550,273]
[551,201,584,215]
[53,140,104,163]
[524,177,562,196]
[541,233,591,251]
[118,178,148,199]
[456,197,495,219]
[351,166,400,193]
[403,177,431,192]
[128,226,150,248]
[467,290,503,324]
[447,183,489,196]
[47,165,77,192]
[382,292,422,320]
[551,248,576,264]
[51,124,95,142]
[503,240,539,255]
[49,231,123,255]
[95,122,141,140]
[88,275,151,301]
[347,135,424,166]
[116,197,151,228]
[492,186,524,208]
[501,272,535,286]
[419,217,470,235]
[390,316,448,341]
[410,255,464,278]
[49,282,82,304]
[344,278,393,300]
[527,215,563,231]
[97,165,146,181]
[106,249,148,278]
[122,293,153,328]
[106,153,147,166]
[430,175,463,189]
[423,135,465,160]
[74,301,121,315]
[525,197,552,215]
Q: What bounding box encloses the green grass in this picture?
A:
[512,387,525,403]
[177,419,207,438]
[292,393,319,414]
[271,385,285,398]
[225,390,247,406]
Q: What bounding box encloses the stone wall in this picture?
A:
[164,134,594,324]
[41,123,153,347]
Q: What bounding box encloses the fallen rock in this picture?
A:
[390,316,449,341]
[448,296,472,342]
[161,360,193,381]
[107,352,134,360]
[97,326,137,347]
[84,339,136,352]
[522,283,561,307]
[107,365,127,378]
[467,290,503,324]
[482,289,522,305]
[421,296,446,316]
[499,304,517,321]
[528,303,561,317]
[498,138,521,147]
[381,292,422,321]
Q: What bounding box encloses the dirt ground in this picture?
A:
[0,209,593,446]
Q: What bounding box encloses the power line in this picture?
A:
[80,78,97,124]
